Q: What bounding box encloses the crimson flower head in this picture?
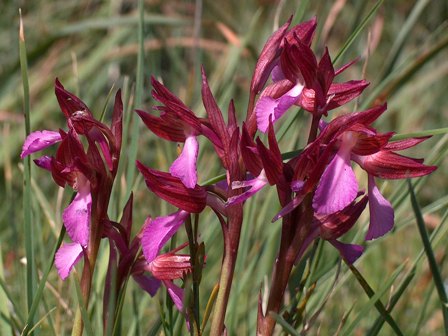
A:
[311,109,436,240]
[21,79,123,279]
[278,104,436,240]
[248,17,368,133]
[136,77,221,188]
[255,49,368,133]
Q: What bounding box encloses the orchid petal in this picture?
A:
[163,280,184,312]
[250,17,292,94]
[226,171,268,205]
[34,156,52,171]
[359,151,436,179]
[329,240,364,264]
[291,180,304,192]
[313,150,358,214]
[54,242,83,280]
[169,136,198,188]
[326,80,369,110]
[255,84,303,133]
[55,79,92,119]
[365,175,394,240]
[89,128,114,171]
[284,16,317,47]
[384,136,430,151]
[137,162,207,213]
[142,210,189,264]
[201,68,230,152]
[21,130,62,159]
[255,97,278,133]
[271,65,285,82]
[62,182,91,246]
[275,84,304,120]
[319,196,368,240]
[151,77,202,134]
[132,274,161,297]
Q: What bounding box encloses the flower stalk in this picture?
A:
[210,203,244,334]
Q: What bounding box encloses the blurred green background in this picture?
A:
[1,0,448,334]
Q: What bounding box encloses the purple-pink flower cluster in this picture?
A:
[21,15,437,335]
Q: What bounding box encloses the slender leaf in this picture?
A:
[408,179,448,333]
[341,263,406,336]
[125,0,145,199]
[270,312,300,336]
[333,0,384,64]
[19,11,37,334]
[22,226,66,336]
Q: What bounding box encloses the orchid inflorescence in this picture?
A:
[22,16,436,335]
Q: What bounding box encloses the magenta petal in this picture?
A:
[62,186,91,246]
[226,171,268,205]
[142,210,189,264]
[365,175,394,240]
[291,180,304,192]
[132,274,161,297]
[55,242,83,280]
[313,150,358,215]
[255,97,278,133]
[34,156,52,171]
[169,135,199,188]
[272,193,306,222]
[163,280,184,312]
[255,84,303,133]
[90,129,114,171]
[275,84,303,119]
[330,240,364,264]
[21,130,62,159]
[318,120,328,132]
[271,64,285,82]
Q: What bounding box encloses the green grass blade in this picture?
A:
[367,266,416,336]
[0,276,26,326]
[22,226,65,336]
[147,318,162,336]
[411,283,434,336]
[0,247,11,335]
[341,263,406,336]
[55,15,189,36]
[19,10,37,327]
[408,179,448,333]
[381,0,430,79]
[99,84,116,122]
[270,312,300,336]
[203,173,226,186]
[333,0,384,64]
[361,31,448,109]
[125,0,145,199]
[25,307,56,335]
[73,276,94,336]
[391,128,448,141]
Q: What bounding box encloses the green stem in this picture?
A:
[185,215,201,334]
[209,243,237,333]
[257,195,314,335]
[71,248,97,336]
[307,114,321,145]
[210,205,243,334]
